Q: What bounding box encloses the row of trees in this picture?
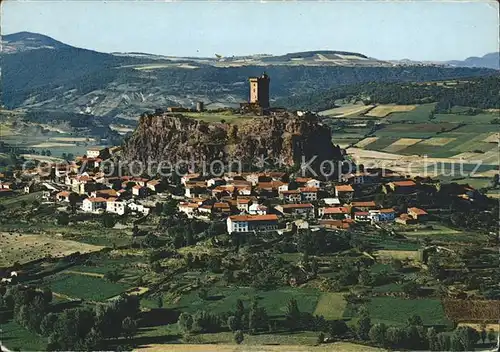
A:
[0,284,140,350]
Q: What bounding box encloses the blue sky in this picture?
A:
[2,0,499,61]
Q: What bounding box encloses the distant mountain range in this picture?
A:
[1,32,498,118]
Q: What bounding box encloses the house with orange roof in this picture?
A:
[334,184,354,201]
[354,211,371,222]
[56,191,71,202]
[236,198,252,213]
[82,197,107,213]
[185,181,208,198]
[275,203,314,217]
[319,206,351,219]
[248,203,268,215]
[351,201,378,211]
[132,185,148,198]
[213,202,231,214]
[91,188,120,199]
[226,214,279,234]
[178,202,200,217]
[146,179,164,192]
[319,219,354,230]
[407,207,428,222]
[106,198,126,215]
[181,173,202,186]
[369,208,396,222]
[299,187,319,202]
[295,177,320,188]
[388,180,417,193]
[395,213,417,225]
[280,189,302,203]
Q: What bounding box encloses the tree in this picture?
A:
[40,313,58,336]
[227,316,237,332]
[402,282,420,298]
[121,316,138,339]
[427,327,438,351]
[386,326,406,348]
[285,299,301,330]
[436,332,451,351]
[369,323,387,346]
[317,332,325,345]
[234,330,244,345]
[329,320,348,338]
[102,213,116,228]
[143,233,161,248]
[453,326,479,351]
[177,312,193,334]
[407,314,423,327]
[428,255,443,279]
[480,326,487,344]
[68,193,79,212]
[356,309,371,340]
[57,212,70,226]
[156,296,163,309]
[487,328,496,343]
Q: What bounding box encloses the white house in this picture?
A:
[178,202,199,218]
[369,208,395,222]
[236,198,252,213]
[82,197,107,213]
[248,203,268,215]
[305,179,321,188]
[132,185,148,198]
[226,214,279,234]
[106,198,126,215]
[300,187,318,202]
[275,204,315,217]
[128,202,150,216]
[354,211,371,222]
[86,148,102,158]
[280,190,301,203]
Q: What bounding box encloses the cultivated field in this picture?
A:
[0,232,104,266]
[31,142,76,148]
[374,250,420,261]
[319,104,374,118]
[365,297,450,327]
[366,104,416,117]
[134,342,383,352]
[313,292,347,319]
[45,273,130,301]
[383,138,422,153]
[355,137,378,148]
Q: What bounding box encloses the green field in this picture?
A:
[433,113,498,124]
[313,292,347,319]
[155,286,320,318]
[0,320,47,351]
[45,274,129,301]
[350,297,451,327]
[367,297,451,326]
[384,103,436,123]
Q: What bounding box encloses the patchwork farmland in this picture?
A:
[340,102,499,179]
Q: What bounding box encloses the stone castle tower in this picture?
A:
[249,73,270,109]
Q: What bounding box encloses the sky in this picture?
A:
[2,0,499,61]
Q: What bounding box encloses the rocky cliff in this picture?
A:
[123,113,343,172]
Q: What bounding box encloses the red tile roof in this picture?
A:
[351,201,377,207]
[86,197,107,203]
[280,203,314,209]
[335,185,354,192]
[323,207,350,214]
[408,207,428,215]
[229,214,278,222]
[392,180,416,187]
[299,187,319,193]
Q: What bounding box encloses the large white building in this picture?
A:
[226,214,279,234]
[82,197,107,213]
